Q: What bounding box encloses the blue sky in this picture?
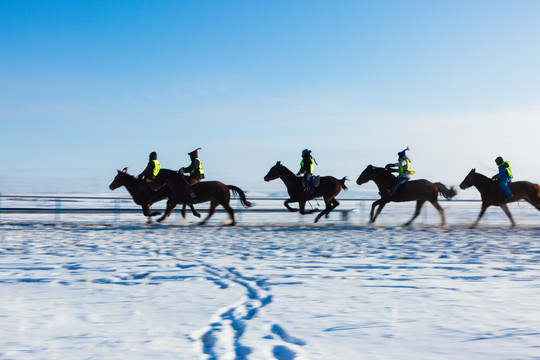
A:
[1,1,539,194]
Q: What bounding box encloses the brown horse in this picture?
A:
[152,171,252,225]
[356,165,457,226]
[109,168,200,222]
[263,161,348,223]
[459,168,540,228]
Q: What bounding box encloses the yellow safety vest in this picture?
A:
[192,158,204,175]
[398,158,415,175]
[300,158,314,174]
[500,161,513,179]
[152,160,161,177]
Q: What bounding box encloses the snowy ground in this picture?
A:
[1,199,540,359]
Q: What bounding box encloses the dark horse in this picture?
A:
[356,165,457,226]
[459,168,540,228]
[151,171,253,225]
[263,161,348,223]
[109,168,200,222]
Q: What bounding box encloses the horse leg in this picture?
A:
[429,199,446,227]
[141,204,153,224]
[142,204,161,217]
[315,198,339,223]
[404,199,426,226]
[221,202,236,226]
[157,200,177,223]
[524,197,540,211]
[298,201,307,215]
[369,201,379,222]
[284,199,299,212]
[181,204,187,218]
[299,201,318,215]
[188,204,201,218]
[370,200,386,223]
[499,204,516,228]
[325,199,340,218]
[470,203,490,229]
[199,200,218,226]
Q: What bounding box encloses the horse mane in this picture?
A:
[472,171,491,182]
[277,162,296,177]
[372,166,398,184]
[470,170,494,186]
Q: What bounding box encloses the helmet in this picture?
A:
[149,151,157,160]
[495,156,504,165]
[302,149,311,156]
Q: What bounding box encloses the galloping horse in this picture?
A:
[151,171,252,226]
[356,165,457,226]
[459,168,540,228]
[109,168,201,221]
[263,161,348,223]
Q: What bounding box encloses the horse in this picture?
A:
[356,165,457,226]
[109,168,200,222]
[263,161,348,223]
[459,168,540,228]
[151,170,252,226]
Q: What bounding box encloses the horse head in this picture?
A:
[459,168,476,190]
[109,168,130,190]
[356,165,375,185]
[264,161,289,182]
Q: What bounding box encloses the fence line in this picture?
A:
[0,194,482,222]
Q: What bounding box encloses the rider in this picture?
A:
[137,151,161,189]
[386,147,414,196]
[179,148,204,200]
[491,156,513,199]
[297,149,315,193]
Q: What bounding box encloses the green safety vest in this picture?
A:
[300,158,314,174]
[398,158,415,175]
[500,161,513,179]
[152,160,161,177]
[192,158,204,176]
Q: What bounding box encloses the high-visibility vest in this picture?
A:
[500,161,513,179]
[192,158,204,176]
[152,160,161,177]
[398,157,415,175]
[300,158,314,174]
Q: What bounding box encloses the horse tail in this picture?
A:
[227,185,253,208]
[434,182,458,200]
[340,177,348,190]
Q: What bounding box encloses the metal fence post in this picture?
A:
[359,201,365,222]
[237,199,243,222]
[55,198,61,221]
[115,199,120,221]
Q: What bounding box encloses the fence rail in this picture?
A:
[0,194,482,221]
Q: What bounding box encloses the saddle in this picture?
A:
[301,175,321,189]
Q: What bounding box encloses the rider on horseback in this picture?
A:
[385,147,414,197]
[137,151,161,190]
[179,148,204,201]
[492,156,513,199]
[297,149,316,193]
